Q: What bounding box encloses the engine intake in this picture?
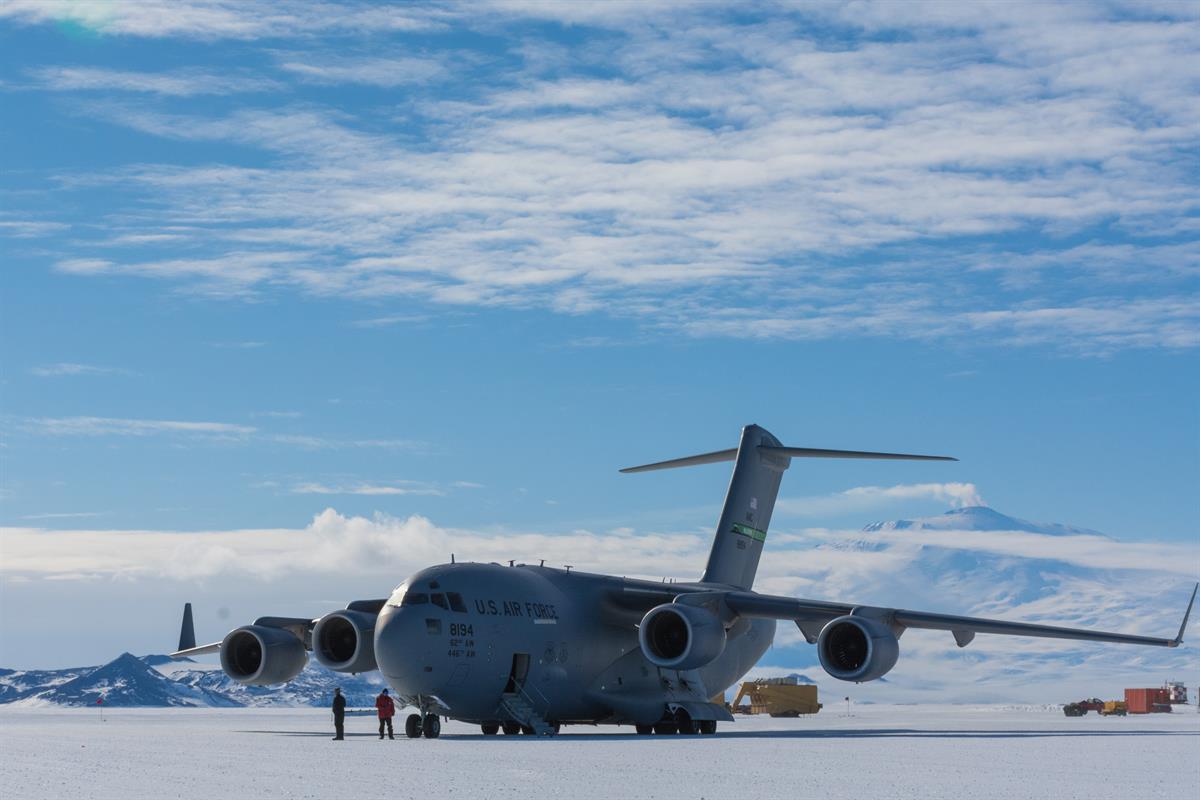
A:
[220,625,307,686]
[816,615,900,683]
[312,610,378,673]
[638,603,726,671]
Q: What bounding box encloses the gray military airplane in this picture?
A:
[172,424,1195,738]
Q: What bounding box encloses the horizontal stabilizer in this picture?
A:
[619,448,738,473]
[621,444,955,473]
[760,446,956,462]
[170,641,222,659]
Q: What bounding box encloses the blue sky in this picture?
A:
[1,2,1198,677]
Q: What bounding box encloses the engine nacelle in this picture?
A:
[638,603,727,671]
[220,625,307,686]
[816,615,900,683]
[312,610,378,673]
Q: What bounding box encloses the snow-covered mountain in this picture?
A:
[0,665,92,703]
[1,653,386,708]
[863,505,1107,537]
[34,653,226,707]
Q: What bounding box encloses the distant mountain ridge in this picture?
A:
[1,653,386,708]
[862,506,1108,537]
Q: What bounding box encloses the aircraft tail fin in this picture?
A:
[178,603,196,652]
[621,425,956,590]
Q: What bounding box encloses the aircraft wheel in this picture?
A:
[422,714,441,739]
[550,721,561,735]
[699,720,717,735]
[674,709,696,735]
[481,721,500,735]
[502,721,522,735]
[520,724,535,735]
[405,714,423,738]
[635,724,653,735]
[653,722,677,735]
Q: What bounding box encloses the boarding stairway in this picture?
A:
[500,688,555,736]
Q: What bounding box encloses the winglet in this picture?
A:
[1170,583,1197,647]
[178,603,196,652]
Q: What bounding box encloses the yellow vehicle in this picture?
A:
[730,677,821,717]
[1100,700,1128,716]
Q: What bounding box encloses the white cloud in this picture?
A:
[29,416,255,437]
[0,219,69,238]
[0,509,706,581]
[0,1,447,39]
[3,506,1193,583]
[291,482,444,497]
[18,416,426,453]
[30,363,126,378]
[276,56,445,87]
[14,3,1200,353]
[349,314,430,328]
[777,483,985,516]
[267,435,425,451]
[29,66,280,96]
[19,511,107,520]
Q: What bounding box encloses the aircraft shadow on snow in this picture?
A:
[235,727,1199,741]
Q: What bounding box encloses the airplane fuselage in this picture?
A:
[374,561,774,725]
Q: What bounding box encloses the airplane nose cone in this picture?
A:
[374,606,439,695]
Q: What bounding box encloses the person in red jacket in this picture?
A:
[375,689,396,739]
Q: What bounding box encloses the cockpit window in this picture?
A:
[430,593,448,610]
[401,592,429,606]
[446,592,468,613]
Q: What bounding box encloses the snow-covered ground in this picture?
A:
[1,704,1196,799]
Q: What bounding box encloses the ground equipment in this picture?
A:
[1062,698,1105,716]
[730,677,821,717]
[1126,687,1173,714]
[1100,701,1127,716]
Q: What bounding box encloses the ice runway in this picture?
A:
[2,704,1196,800]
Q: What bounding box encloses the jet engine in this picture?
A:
[312,610,378,673]
[638,603,727,670]
[219,625,307,686]
[816,615,900,682]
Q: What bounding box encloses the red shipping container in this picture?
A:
[1125,688,1170,714]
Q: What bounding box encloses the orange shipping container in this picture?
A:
[1125,688,1170,714]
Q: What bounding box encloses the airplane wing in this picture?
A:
[720,583,1196,648]
[168,614,315,658]
[168,600,387,659]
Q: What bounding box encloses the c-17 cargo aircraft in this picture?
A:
[172,424,1195,738]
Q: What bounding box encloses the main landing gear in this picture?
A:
[405,713,442,739]
[647,710,717,735]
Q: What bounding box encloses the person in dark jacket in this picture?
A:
[375,688,395,739]
[331,688,346,740]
